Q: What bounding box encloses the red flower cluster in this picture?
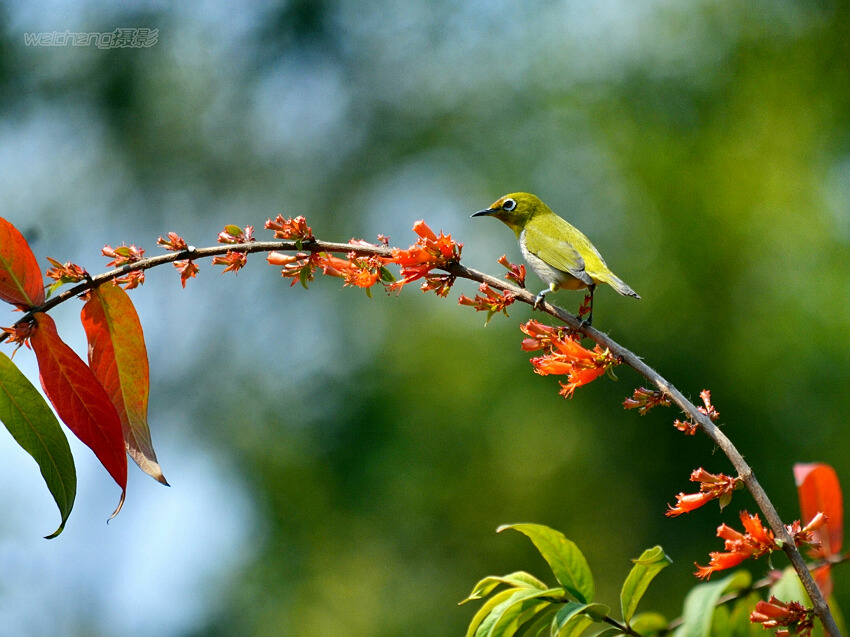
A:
[498,255,526,288]
[458,283,516,324]
[695,511,825,580]
[267,248,389,292]
[323,249,388,290]
[750,597,815,637]
[212,251,248,274]
[666,468,742,517]
[157,232,189,252]
[45,257,87,285]
[173,260,199,287]
[218,224,254,244]
[265,215,313,243]
[1,320,35,355]
[787,512,828,549]
[102,243,145,289]
[695,511,777,580]
[389,221,462,294]
[623,386,672,415]
[420,274,456,297]
[157,232,198,287]
[213,225,255,275]
[520,319,620,398]
[674,389,718,435]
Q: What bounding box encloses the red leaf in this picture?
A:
[81,285,167,485]
[0,218,45,308]
[794,462,843,556]
[30,313,127,512]
[813,563,834,599]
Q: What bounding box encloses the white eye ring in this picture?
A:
[502,198,516,211]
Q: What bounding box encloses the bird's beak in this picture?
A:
[471,208,495,218]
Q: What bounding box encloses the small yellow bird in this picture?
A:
[472,192,639,324]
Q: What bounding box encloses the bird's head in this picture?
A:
[471,192,547,234]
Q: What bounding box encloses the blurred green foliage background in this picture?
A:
[1,1,849,635]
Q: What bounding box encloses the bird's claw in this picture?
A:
[532,291,546,310]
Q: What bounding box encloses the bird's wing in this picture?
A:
[524,220,595,286]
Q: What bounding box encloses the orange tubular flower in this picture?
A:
[212,251,248,274]
[388,220,462,293]
[623,386,672,415]
[268,247,387,292]
[750,597,815,637]
[173,260,199,287]
[102,243,145,267]
[672,389,719,436]
[666,468,742,517]
[45,257,88,284]
[311,251,385,290]
[217,224,254,244]
[519,320,567,352]
[558,367,609,399]
[457,283,516,324]
[267,251,301,267]
[265,215,313,242]
[695,511,777,579]
[1,320,36,356]
[157,232,189,252]
[498,255,526,288]
[520,319,619,399]
[695,551,750,580]
[667,491,719,517]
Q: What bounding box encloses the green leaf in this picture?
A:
[516,606,558,637]
[45,279,65,298]
[466,589,521,637]
[551,602,599,637]
[379,266,396,283]
[551,602,609,631]
[299,265,311,289]
[728,593,762,637]
[620,545,672,624]
[710,603,731,637]
[471,588,560,637]
[674,570,751,637]
[0,351,76,538]
[460,572,550,604]
[499,601,551,637]
[224,224,243,236]
[488,589,561,637]
[630,612,669,636]
[769,566,809,604]
[498,524,595,603]
[595,628,626,637]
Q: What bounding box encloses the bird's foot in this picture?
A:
[533,291,547,310]
[576,290,593,327]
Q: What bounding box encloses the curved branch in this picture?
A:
[1,237,839,636]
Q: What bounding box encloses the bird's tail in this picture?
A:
[604,273,640,299]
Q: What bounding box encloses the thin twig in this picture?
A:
[0,238,839,637]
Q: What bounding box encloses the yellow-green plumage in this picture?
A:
[472,192,639,322]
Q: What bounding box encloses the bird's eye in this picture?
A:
[502,198,516,211]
